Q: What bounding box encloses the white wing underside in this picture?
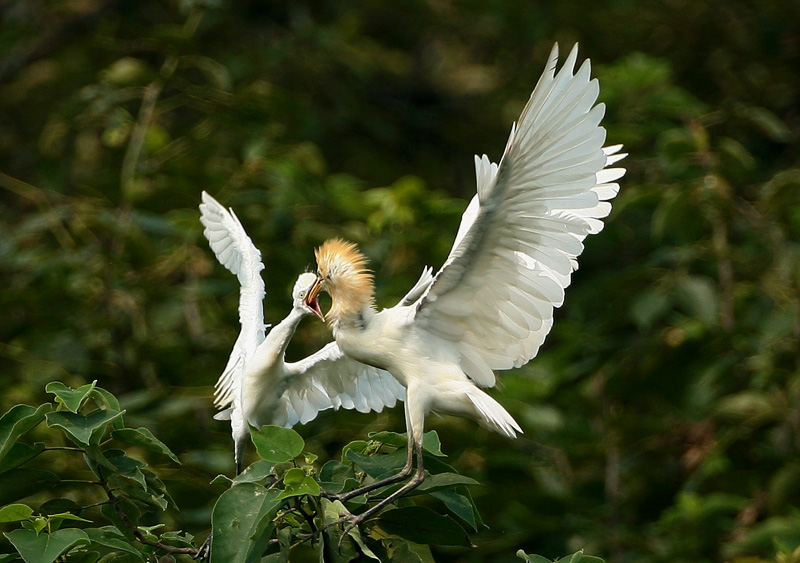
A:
[278,342,406,428]
[413,44,626,388]
[199,191,267,409]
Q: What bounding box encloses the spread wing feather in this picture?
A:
[199,191,267,408]
[280,343,406,427]
[413,44,626,388]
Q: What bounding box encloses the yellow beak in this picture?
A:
[304,277,325,320]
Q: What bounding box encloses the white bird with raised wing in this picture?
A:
[305,44,626,525]
[199,191,406,475]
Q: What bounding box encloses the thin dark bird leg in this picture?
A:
[337,439,426,545]
[325,438,415,502]
[325,406,418,502]
[195,452,244,561]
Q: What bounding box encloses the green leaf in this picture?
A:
[0,442,46,475]
[105,449,148,490]
[48,512,93,524]
[276,468,320,500]
[346,449,406,480]
[430,489,479,531]
[31,517,47,534]
[368,431,446,457]
[374,506,472,547]
[107,474,168,510]
[84,527,145,561]
[5,528,89,563]
[45,409,125,446]
[675,276,718,326]
[0,404,52,462]
[0,554,20,562]
[318,460,358,494]
[249,426,304,463]
[100,499,140,542]
[39,499,81,516]
[45,381,97,414]
[0,469,60,505]
[210,483,281,563]
[111,427,180,464]
[232,460,273,484]
[516,550,553,563]
[413,472,481,494]
[0,504,33,523]
[87,388,124,431]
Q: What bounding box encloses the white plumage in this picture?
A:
[199,192,405,474]
[307,43,626,525]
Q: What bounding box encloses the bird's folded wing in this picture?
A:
[280,343,406,427]
[199,191,268,408]
[412,44,626,388]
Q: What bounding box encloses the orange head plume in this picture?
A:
[312,239,375,322]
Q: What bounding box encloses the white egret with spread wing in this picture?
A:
[305,44,626,528]
[199,191,406,475]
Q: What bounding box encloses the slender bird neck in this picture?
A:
[261,307,306,360]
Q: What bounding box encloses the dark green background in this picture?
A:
[1,1,799,561]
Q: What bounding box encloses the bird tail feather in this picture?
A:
[466,388,522,438]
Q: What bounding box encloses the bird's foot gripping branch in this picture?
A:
[209,425,483,561]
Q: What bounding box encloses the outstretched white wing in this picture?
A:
[277,343,406,427]
[199,191,267,408]
[413,44,626,387]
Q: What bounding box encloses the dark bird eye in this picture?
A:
[326,274,331,280]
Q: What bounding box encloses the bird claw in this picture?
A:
[194,535,212,562]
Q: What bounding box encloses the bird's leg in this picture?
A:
[325,406,418,502]
[194,454,243,561]
[194,536,212,562]
[326,435,415,502]
[337,439,426,545]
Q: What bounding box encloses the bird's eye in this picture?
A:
[299,291,306,298]
[326,274,331,280]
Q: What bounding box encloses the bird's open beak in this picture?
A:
[304,277,325,320]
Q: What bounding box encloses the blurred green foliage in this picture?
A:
[1,1,799,562]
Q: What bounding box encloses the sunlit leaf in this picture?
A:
[276,467,320,500]
[250,426,304,463]
[45,381,97,414]
[0,504,33,523]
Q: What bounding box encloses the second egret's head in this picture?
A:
[293,272,323,319]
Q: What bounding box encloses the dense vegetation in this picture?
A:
[1,1,799,561]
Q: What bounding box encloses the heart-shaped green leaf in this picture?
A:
[250,425,303,463]
[45,409,125,446]
[111,427,180,464]
[0,504,33,523]
[0,404,52,462]
[5,527,89,563]
[45,381,96,414]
